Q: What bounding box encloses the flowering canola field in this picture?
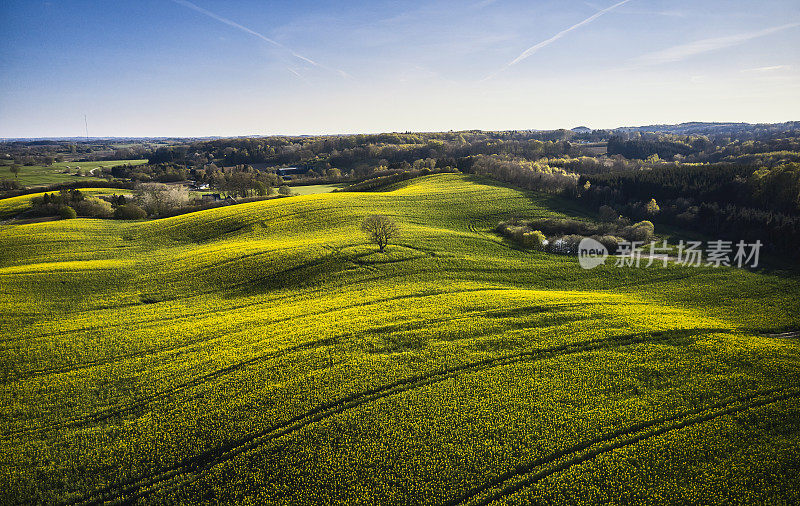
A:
[0,188,132,219]
[1,174,798,504]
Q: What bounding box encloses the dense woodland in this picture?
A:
[2,121,799,255]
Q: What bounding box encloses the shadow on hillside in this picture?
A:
[462,175,593,218]
[222,244,435,298]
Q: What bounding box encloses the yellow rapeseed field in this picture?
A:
[1,174,798,504]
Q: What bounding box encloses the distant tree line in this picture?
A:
[4,123,800,257]
[580,162,800,255]
[607,136,698,160]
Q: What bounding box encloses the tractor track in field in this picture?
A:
[5,300,600,436]
[5,263,505,346]
[146,202,361,244]
[347,254,433,275]
[466,220,523,252]
[64,328,718,506]
[8,251,627,350]
[444,387,799,506]
[1,337,337,440]
[6,302,608,438]
[0,246,362,346]
[366,302,602,336]
[8,287,517,381]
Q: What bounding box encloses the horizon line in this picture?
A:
[3,119,800,141]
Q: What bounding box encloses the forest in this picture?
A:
[2,121,799,254]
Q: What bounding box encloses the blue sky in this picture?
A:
[1,0,798,137]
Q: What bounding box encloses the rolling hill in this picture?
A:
[1,174,799,504]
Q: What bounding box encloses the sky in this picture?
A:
[0,0,798,137]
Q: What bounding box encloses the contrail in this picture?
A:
[286,67,312,84]
[171,0,351,79]
[484,0,632,80]
[634,22,800,65]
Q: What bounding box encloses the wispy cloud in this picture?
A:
[473,0,500,9]
[170,0,351,79]
[483,0,633,80]
[742,64,791,73]
[635,23,800,66]
[655,10,687,18]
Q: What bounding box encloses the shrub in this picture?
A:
[0,179,21,191]
[522,217,599,237]
[497,224,528,241]
[253,181,267,196]
[593,235,621,254]
[520,230,547,250]
[547,234,583,255]
[646,198,661,215]
[74,197,114,218]
[59,205,76,219]
[599,205,618,222]
[623,220,655,242]
[134,183,189,216]
[497,216,653,253]
[115,203,147,220]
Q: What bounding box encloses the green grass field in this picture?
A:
[0,159,148,187]
[1,174,798,504]
[289,183,349,195]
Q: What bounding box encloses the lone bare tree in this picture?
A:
[361,214,399,252]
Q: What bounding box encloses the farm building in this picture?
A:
[275,167,308,180]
